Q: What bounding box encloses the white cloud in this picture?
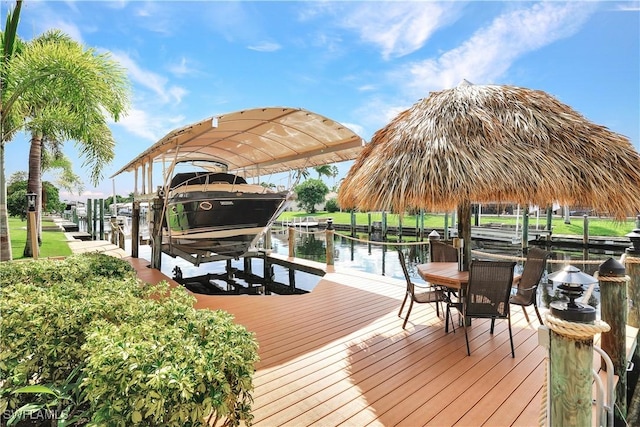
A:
[111,51,187,105]
[338,2,463,60]
[113,108,185,143]
[168,57,194,76]
[341,122,365,140]
[614,1,640,11]
[248,41,282,52]
[400,2,597,93]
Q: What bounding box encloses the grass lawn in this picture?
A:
[278,211,637,237]
[8,217,72,260]
[5,210,634,261]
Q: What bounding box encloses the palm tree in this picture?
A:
[313,165,338,180]
[19,30,128,256]
[0,0,24,261]
[1,10,130,259]
[42,149,85,195]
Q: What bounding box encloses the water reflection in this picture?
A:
[271,230,624,281]
[270,229,626,314]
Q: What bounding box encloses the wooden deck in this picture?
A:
[127,256,546,426]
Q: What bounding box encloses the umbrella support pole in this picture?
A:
[457,201,471,271]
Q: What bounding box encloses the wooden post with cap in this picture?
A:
[326,218,334,266]
[599,257,629,421]
[543,265,610,426]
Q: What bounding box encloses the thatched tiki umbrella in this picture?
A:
[339,81,640,270]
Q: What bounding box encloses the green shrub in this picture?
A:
[0,253,136,286]
[325,198,339,213]
[0,254,259,426]
[83,308,257,426]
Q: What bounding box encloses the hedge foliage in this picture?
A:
[0,253,259,426]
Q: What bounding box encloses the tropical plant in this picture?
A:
[294,179,329,213]
[0,6,130,260]
[0,254,258,426]
[16,30,129,257]
[0,0,23,261]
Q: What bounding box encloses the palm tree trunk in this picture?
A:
[24,132,43,257]
[0,143,12,261]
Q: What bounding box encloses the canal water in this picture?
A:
[105,218,628,314]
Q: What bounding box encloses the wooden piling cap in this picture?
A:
[598,257,625,276]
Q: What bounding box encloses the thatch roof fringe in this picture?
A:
[339,84,640,219]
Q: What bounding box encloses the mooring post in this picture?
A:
[368,212,372,235]
[326,218,334,266]
[87,198,93,239]
[398,216,403,241]
[98,199,105,240]
[350,211,356,237]
[599,257,629,421]
[624,232,640,424]
[473,204,479,226]
[150,196,164,270]
[583,214,589,245]
[117,218,125,250]
[93,199,99,240]
[263,252,272,295]
[131,201,140,258]
[288,227,295,258]
[382,211,387,240]
[626,230,640,327]
[543,265,610,426]
[546,206,553,242]
[110,216,116,244]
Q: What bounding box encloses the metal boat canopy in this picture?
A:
[111,107,365,187]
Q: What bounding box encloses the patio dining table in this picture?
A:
[416,262,521,330]
[416,262,468,291]
[417,261,521,292]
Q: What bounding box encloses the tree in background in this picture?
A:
[7,178,64,219]
[294,179,329,214]
[313,165,338,181]
[1,20,130,258]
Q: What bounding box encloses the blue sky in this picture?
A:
[3,0,639,201]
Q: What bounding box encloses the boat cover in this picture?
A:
[111,107,365,179]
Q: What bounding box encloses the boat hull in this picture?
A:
[165,189,289,258]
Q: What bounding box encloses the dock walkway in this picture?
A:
[67,239,546,425]
[67,239,637,426]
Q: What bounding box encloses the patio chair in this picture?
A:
[397,249,447,329]
[509,247,553,325]
[430,240,461,328]
[429,240,459,262]
[453,260,517,357]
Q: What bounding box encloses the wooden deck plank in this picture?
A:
[386,317,540,426]
[119,255,555,426]
[482,361,547,426]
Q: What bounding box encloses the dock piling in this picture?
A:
[599,257,629,421]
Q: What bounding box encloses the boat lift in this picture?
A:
[110,107,365,270]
